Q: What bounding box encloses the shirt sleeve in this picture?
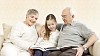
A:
[9,24,32,50]
[80,24,94,39]
[35,37,43,45]
[49,31,59,47]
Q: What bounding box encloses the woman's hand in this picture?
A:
[28,48,34,56]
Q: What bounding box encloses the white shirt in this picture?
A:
[9,22,38,50]
[36,30,59,48]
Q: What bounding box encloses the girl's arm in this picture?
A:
[35,37,43,45]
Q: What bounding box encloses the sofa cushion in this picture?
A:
[2,23,12,40]
[89,46,93,55]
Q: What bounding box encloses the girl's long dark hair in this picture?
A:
[44,14,57,40]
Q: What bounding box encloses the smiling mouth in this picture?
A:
[63,20,67,22]
[32,21,36,24]
[30,20,36,23]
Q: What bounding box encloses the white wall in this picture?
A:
[0,0,100,38]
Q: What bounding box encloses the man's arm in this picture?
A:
[76,34,98,56]
[76,23,98,56]
[83,34,98,49]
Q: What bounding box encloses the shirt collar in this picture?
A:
[50,29,58,34]
[64,21,75,26]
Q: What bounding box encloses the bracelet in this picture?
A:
[82,45,88,51]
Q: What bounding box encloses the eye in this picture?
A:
[47,24,50,26]
[35,18,38,20]
[62,15,67,18]
[52,24,54,25]
[31,16,34,18]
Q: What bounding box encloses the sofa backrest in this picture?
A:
[2,23,12,40]
[56,23,63,31]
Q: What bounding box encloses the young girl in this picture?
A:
[34,14,59,56]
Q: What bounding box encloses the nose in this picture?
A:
[31,19,36,23]
[33,18,37,21]
[62,16,66,19]
[62,18,65,21]
[50,25,54,28]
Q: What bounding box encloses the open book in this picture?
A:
[30,45,60,51]
[30,45,78,51]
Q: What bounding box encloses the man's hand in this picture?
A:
[74,46,84,56]
[28,48,34,56]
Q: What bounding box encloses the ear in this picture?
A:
[72,15,74,18]
[26,17,27,19]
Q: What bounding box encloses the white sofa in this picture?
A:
[0,23,100,56]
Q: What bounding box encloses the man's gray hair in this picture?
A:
[26,9,38,16]
[65,7,76,18]
[70,7,75,16]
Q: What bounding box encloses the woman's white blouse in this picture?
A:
[9,22,38,50]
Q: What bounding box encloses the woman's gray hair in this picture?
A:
[26,9,38,16]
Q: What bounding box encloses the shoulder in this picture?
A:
[73,21,86,27]
[54,30,60,35]
[15,22,23,26]
[35,23,43,31]
[12,22,24,29]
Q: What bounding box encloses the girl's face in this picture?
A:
[47,19,57,32]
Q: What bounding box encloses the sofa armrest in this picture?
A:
[89,46,93,55]
[0,35,4,51]
[92,40,100,56]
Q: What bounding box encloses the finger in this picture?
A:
[76,51,83,56]
[76,51,79,56]
[78,52,82,56]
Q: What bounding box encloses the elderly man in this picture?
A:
[1,9,39,56]
[48,7,98,56]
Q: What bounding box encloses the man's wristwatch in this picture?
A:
[82,45,88,51]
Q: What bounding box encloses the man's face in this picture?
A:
[61,8,73,25]
[26,14,38,26]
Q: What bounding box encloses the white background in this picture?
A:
[0,0,100,38]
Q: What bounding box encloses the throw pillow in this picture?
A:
[2,23,12,40]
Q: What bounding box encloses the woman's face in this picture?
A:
[47,19,57,32]
[26,14,38,26]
